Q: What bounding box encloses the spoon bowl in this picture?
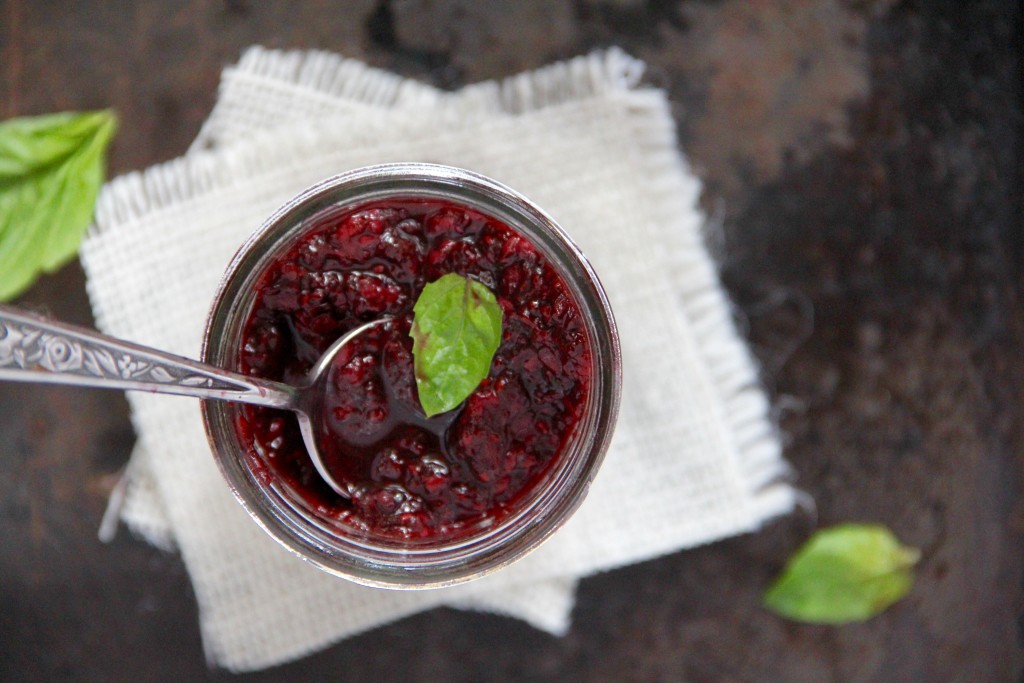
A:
[288,317,391,496]
[0,303,387,498]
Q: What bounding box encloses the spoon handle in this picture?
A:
[0,305,296,409]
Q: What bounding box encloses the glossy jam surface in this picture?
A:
[236,198,591,541]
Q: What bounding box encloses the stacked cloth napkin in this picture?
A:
[80,47,796,671]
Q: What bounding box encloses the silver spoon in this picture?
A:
[0,304,388,498]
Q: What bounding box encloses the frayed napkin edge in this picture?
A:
[88,47,646,235]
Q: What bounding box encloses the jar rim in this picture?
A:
[201,163,621,589]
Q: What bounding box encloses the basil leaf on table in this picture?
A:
[410,273,503,417]
[0,110,118,300]
[763,523,920,624]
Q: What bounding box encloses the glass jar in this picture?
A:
[201,163,621,588]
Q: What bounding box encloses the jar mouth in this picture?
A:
[201,163,621,589]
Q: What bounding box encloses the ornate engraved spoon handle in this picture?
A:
[0,304,296,409]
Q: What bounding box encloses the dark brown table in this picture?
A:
[2,1,1021,680]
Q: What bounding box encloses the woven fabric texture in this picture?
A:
[80,47,794,671]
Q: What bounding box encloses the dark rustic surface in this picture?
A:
[1,1,1022,681]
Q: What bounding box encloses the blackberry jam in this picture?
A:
[236,199,592,541]
[202,164,620,588]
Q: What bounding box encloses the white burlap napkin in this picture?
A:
[81,47,795,671]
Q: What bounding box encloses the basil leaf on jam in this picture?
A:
[763,523,920,624]
[0,110,117,300]
[410,273,503,417]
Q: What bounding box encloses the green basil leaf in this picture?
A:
[0,110,117,300]
[410,273,503,417]
[763,523,920,624]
